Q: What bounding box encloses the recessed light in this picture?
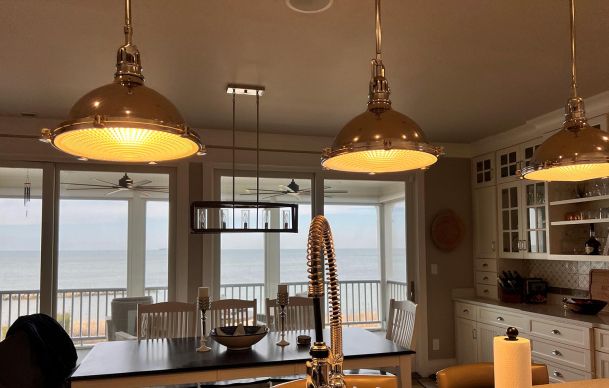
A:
[286,0,333,14]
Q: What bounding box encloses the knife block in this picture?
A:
[499,286,523,303]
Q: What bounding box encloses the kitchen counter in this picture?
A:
[454,296,609,329]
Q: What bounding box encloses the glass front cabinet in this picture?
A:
[497,180,547,259]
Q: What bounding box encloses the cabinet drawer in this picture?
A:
[595,328,609,353]
[477,306,527,331]
[474,258,497,272]
[530,336,592,372]
[533,356,592,383]
[475,271,497,285]
[454,302,477,320]
[476,284,498,300]
[531,319,591,348]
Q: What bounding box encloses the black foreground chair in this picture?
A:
[0,313,77,388]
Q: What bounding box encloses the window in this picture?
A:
[57,170,169,346]
[219,175,312,306]
[0,167,43,339]
[324,179,406,327]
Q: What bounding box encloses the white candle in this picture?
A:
[278,284,288,295]
[198,287,209,298]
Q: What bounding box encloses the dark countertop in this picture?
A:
[71,327,414,381]
[454,297,609,329]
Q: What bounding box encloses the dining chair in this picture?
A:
[265,296,315,331]
[106,295,153,341]
[386,298,418,350]
[137,301,197,340]
[209,298,257,328]
[436,362,549,387]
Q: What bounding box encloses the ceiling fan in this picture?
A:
[62,173,168,197]
[242,179,348,199]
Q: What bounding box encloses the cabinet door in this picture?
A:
[596,351,609,378]
[521,139,542,173]
[473,186,497,258]
[496,146,520,183]
[498,182,524,258]
[472,153,495,188]
[455,317,478,364]
[476,322,505,362]
[521,181,547,259]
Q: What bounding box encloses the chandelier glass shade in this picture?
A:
[321,0,442,173]
[42,0,204,163]
[521,0,609,182]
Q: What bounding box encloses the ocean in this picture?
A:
[0,248,406,291]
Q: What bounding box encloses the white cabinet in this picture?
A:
[497,180,547,259]
[455,317,478,364]
[596,351,609,378]
[476,322,505,362]
[473,186,497,258]
[595,328,609,378]
[496,145,520,183]
[472,152,495,188]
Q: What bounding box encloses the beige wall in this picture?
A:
[424,157,473,360]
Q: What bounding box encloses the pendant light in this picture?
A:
[41,0,205,163]
[522,0,609,182]
[321,0,442,173]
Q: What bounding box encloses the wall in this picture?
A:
[424,157,473,360]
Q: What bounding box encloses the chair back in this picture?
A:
[266,296,315,331]
[209,299,257,328]
[137,301,197,340]
[386,298,417,350]
[436,362,549,388]
[111,296,153,336]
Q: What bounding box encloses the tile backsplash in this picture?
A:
[525,259,609,291]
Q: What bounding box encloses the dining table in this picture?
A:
[69,327,415,388]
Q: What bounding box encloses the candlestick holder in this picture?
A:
[276,291,290,347]
[197,296,211,352]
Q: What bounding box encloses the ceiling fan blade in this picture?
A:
[136,185,168,189]
[137,192,151,198]
[66,187,118,191]
[278,185,296,192]
[132,179,153,188]
[61,182,116,188]
[323,190,349,194]
[263,193,286,200]
[94,179,119,186]
[105,189,125,196]
[246,188,285,193]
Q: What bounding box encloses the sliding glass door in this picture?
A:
[0,167,43,339]
[57,170,169,346]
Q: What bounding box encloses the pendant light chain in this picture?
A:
[375,0,382,60]
[569,0,578,98]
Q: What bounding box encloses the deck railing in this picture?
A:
[220,279,408,328]
[0,286,168,345]
[1,280,407,345]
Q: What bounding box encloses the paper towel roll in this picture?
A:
[494,336,532,388]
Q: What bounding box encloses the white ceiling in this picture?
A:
[2,0,609,143]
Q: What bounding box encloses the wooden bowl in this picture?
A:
[210,326,268,350]
[563,298,607,315]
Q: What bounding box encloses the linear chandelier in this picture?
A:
[522,0,609,182]
[191,85,298,234]
[41,0,205,163]
[321,0,443,173]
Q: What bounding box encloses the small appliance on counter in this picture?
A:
[497,271,524,303]
[524,278,547,304]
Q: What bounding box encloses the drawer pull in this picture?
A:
[551,350,562,357]
[551,329,561,335]
[552,371,563,378]
[482,263,489,267]
[496,316,504,321]
[483,276,489,281]
[483,289,489,294]
[462,309,469,313]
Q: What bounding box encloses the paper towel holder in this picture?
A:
[505,327,519,341]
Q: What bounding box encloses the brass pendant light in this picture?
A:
[41,0,205,163]
[522,0,609,182]
[321,0,442,173]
